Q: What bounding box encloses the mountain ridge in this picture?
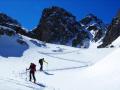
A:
[0,6,120,48]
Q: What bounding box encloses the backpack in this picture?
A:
[39,59,43,63]
[30,63,36,71]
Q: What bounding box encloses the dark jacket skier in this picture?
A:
[39,58,48,71]
[27,63,36,83]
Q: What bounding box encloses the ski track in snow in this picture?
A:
[0,35,117,90]
[38,51,90,64]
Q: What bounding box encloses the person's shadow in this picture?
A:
[42,71,54,75]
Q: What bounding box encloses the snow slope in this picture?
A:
[0,35,118,90]
[46,48,120,90]
[0,35,28,57]
[108,36,120,48]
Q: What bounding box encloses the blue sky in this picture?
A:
[0,0,120,30]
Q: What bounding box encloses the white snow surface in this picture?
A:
[0,35,120,90]
[109,36,120,47]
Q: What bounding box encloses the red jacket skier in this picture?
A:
[27,63,36,83]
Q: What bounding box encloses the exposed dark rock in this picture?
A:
[31,6,95,48]
[0,13,20,26]
[0,13,28,36]
[98,10,120,48]
[80,14,107,42]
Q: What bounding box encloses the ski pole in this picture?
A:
[46,63,49,71]
[25,68,27,81]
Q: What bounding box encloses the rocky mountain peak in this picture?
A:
[33,6,81,44]
[98,10,120,48]
[116,9,120,18]
[80,13,103,25]
[2,6,120,48]
[0,13,20,26]
[80,13,107,42]
[41,6,75,20]
[0,13,27,36]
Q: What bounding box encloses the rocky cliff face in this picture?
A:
[0,13,28,47]
[0,13,20,26]
[31,7,100,48]
[33,6,80,43]
[0,13,27,36]
[80,14,107,42]
[98,10,120,48]
[2,7,120,48]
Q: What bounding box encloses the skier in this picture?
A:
[39,58,48,71]
[26,63,36,83]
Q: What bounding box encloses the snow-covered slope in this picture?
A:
[0,35,118,90]
[108,36,120,48]
[0,25,28,57]
[0,35,28,57]
[47,47,120,90]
